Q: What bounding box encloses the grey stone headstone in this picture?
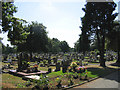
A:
[79,60,82,66]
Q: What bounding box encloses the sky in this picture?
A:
[0,0,119,48]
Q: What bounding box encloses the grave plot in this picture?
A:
[9,69,48,76]
[2,52,118,89]
[8,53,48,77]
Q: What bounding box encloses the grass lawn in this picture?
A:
[1,60,119,89]
[2,73,33,88]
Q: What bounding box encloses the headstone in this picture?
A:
[8,58,12,63]
[79,60,82,66]
[3,55,7,61]
[53,58,57,64]
[18,53,23,71]
[48,55,51,65]
[55,62,60,71]
[48,68,52,73]
[81,54,84,61]
[62,56,69,73]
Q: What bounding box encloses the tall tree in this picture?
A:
[74,40,80,52]
[59,41,70,53]
[81,1,118,67]
[106,20,120,64]
[17,21,49,59]
[50,38,61,53]
[2,2,17,32]
[2,44,16,54]
[2,2,27,46]
[78,33,90,54]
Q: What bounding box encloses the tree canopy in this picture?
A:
[106,20,120,63]
[17,21,49,53]
[59,41,70,53]
[79,1,118,67]
[2,2,28,46]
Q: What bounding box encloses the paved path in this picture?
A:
[88,61,116,66]
[69,70,120,89]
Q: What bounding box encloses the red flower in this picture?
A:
[85,67,87,69]
[34,64,38,68]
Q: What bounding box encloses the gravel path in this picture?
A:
[69,70,120,89]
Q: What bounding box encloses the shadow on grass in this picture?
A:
[110,63,120,67]
[87,65,120,83]
[88,61,100,63]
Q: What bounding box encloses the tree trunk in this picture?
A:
[116,35,120,64]
[100,49,106,67]
[18,53,23,71]
[97,30,106,67]
[99,31,106,67]
[96,30,101,65]
[30,52,32,61]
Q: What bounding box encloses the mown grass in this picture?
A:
[47,71,67,78]
[38,66,56,71]
[2,73,28,88]
[47,70,98,79]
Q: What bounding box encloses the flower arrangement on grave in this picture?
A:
[27,62,30,67]
[32,74,49,89]
[33,64,38,72]
[76,66,88,80]
[68,66,72,72]
[70,62,78,72]
[76,66,87,73]
[56,77,62,88]
[33,64,38,68]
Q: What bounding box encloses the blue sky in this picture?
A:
[0,0,119,48]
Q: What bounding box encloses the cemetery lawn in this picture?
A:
[44,65,118,88]
[2,61,118,88]
[2,73,34,88]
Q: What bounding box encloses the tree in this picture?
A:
[50,38,61,53]
[0,37,2,54]
[106,20,120,64]
[47,38,70,53]
[78,33,90,54]
[2,2,27,47]
[2,2,17,32]
[81,1,118,67]
[90,35,99,50]
[74,34,90,53]
[17,21,49,59]
[74,40,80,52]
[2,44,17,54]
[59,41,70,53]
[75,7,91,54]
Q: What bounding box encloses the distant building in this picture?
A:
[118,1,120,20]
